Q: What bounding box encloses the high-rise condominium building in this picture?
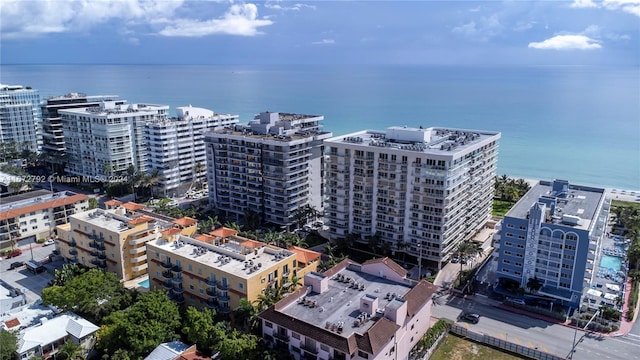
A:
[495,179,611,310]
[56,202,197,281]
[60,101,169,180]
[146,227,320,313]
[205,111,332,229]
[41,93,125,171]
[0,189,88,250]
[324,126,500,269]
[258,257,439,360]
[146,105,239,196]
[0,84,42,153]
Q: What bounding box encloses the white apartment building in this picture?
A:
[324,126,500,269]
[146,105,239,196]
[41,93,124,170]
[0,84,42,153]
[0,189,89,250]
[60,101,169,180]
[205,111,332,229]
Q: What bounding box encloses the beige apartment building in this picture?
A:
[0,189,88,250]
[146,227,321,314]
[56,201,196,281]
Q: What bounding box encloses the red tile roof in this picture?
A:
[104,199,122,206]
[195,234,216,243]
[162,228,181,236]
[209,227,238,238]
[122,202,144,211]
[3,318,20,329]
[173,217,197,227]
[362,257,408,278]
[0,193,88,221]
[241,239,263,249]
[128,215,154,225]
[288,246,321,264]
[403,280,439,317]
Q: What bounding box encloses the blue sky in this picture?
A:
[1,0,638,65]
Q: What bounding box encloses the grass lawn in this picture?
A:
[430,335,526,360]
[612,200,640,211]
[492,199,515,217]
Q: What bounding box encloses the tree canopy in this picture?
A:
[97,291,181,360]
[41,269,131,324]
[0,329,18,360]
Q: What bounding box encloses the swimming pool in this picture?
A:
[600,255,623,271]
[138,279,150,288]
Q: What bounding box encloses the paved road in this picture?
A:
[432,294,640,360]
[1,244,55,302]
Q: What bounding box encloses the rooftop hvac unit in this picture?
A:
[258,263,262,268]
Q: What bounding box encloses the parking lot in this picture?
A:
[1,244,55,302]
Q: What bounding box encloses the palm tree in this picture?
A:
[224,222,242,232]
[193,161,205,189]
[454,240,483,287]
[233,298,259,332]
[526,276,543,293]
[56,340,85,360]
[263,230,281,247]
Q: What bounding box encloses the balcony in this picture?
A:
[301,344,318,355]
[69,249,78,255]
[172,276,183,284]
[207,299,219,309]
[161,261,172,269]
[206,288,217,297]
[206,279,217,289]
[128,233,156,246]
[130,246,146,255]
[217,281,228,290]
[162,281,172,290]
[162,271,172,279]
[274,332,289,342]
[169,293,185,304]
[172,286,184,294]
[171,265,182,274]
[218,306,231,314]
[218,293,230,302]
[131,263,148,272]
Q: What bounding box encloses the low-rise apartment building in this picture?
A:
[495,179,610,309]
[258,257,439,360]
[146,227,320,314]
[56,202,196,281]
[0,189,88,250]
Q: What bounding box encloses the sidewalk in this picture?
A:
[617,276,637,336]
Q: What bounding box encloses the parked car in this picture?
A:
[459,312,480,324]
[6,249,22,258]
[506,297,526,305]
[43,239,55,246]
[451,255,460,263]
[9,261,25,270]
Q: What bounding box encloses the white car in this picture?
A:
[43,239,55,246]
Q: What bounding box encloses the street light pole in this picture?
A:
[417,243,422,280]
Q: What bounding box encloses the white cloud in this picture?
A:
[571,0,598,8]
[570,0,640,16]
[0,0,272,39]
[312,39,335,45]
[158,3,273,37]
[265,1,316,11]
[603,0,640,16]
[452,14,503,41]
[528,35,602,50]
[0,0,185,39]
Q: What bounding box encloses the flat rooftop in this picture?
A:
[277,267,412,338]
[325,126,500,155]
[72,209,172,234]
[507,180,605,231]
[149,236,296,279]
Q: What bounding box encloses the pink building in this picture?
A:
[259,257,439,360]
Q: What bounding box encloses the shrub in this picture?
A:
[421,319,452,349]
[627,308,634,321]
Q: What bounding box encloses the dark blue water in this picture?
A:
[2,64,638,190]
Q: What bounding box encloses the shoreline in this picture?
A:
[513,176,639,202]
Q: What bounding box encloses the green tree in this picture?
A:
[233,299,259,333]
[56,340,84,360]
[182,306,218,353]
[50,263,86,286]
[97,291,180,359]
[0,329,18,360]
[454,241,483,288]
[217,326,259,360]
[526,276,543,293]
[88,198,98,210]
[41,269,131,324]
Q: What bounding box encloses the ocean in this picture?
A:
[1,64,638,190]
